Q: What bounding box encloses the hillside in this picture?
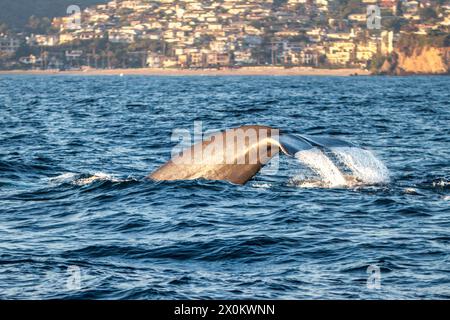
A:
[396,46,449,74]
[376,34,450,75]
[0,0,108,30]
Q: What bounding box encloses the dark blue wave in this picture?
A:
[0,75,449,299]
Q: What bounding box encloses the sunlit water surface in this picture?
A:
[0,75,449,299]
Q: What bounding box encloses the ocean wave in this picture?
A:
[62,236,299,262]
[417,177,450,191]
[404,187,420,195]
[47,172,136,186]
[432,179,450,189]
[251,182,272,189]
[2,76,450,299]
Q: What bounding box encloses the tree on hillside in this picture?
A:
[383,17,407,32]
[0,23,10,35]
[26,15,52,34]
[273,0,288,8]
[333,0,364,19]
[0,0,108,31]
[419,7,438,23]
[395,0,403,17]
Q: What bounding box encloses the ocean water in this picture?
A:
[0,75,449,299]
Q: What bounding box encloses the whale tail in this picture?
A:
[148,124,392,187]
[278,134,356,157]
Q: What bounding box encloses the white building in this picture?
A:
[0,36,21,53]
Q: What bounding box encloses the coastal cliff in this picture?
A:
[397,46,449,74]
[376,35,449,75]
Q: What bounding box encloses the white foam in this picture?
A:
[404,187,419,195]
[251,182,272,189]
[331,147,390,185]
[47,172,125,186]
[288,178,330,189]
[73,172,121,186]
[47,172,78,184]
[433,180,450,188]
[290,146,389,189]
[295,148,347,188]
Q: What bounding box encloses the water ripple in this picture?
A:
[0,75,449,299]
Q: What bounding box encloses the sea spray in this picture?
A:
[295,148,347,187]
[331,147,390,185]
[47,172,129,186]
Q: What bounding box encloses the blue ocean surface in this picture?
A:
[0,75,449,299]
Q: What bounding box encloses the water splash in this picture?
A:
[331,147,390,185]
[47,172,78,184]
[290,146,389,188]
[47,172,129,186]
[294,148,347,188]
[251,182,272,189]
[432,179,450,189]
[404,187,420,195]
[73,172,123,186]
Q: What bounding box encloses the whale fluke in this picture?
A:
[298,135,356,149]
[278,134,314,156]
[149,125,358,185]
[149,125,282,185]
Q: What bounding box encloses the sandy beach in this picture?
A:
[0,66,370,76]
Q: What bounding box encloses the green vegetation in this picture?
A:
[382,17,408,33]
[369,53,386,73]
[0,0,447,71]
[0,0,107,30]
[333,0,365,19]
[419,7,438,23]
[0,23,10,34]
[0,37,169,70]
[273,0,289,8]
[25,16,53,34]
[397,33,450,56]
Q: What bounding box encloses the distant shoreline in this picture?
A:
[0,66,370,76]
